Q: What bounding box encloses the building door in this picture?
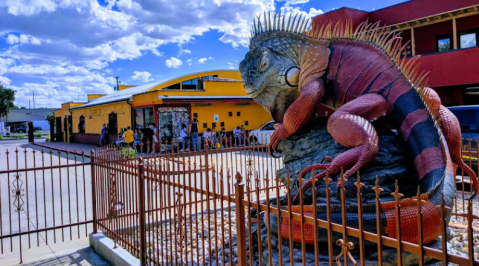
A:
[108,112,118,134]
[157,106,189,143]
[56,117,62,141]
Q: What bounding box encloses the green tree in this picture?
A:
[0,85,15,117]
[46,111,55,124]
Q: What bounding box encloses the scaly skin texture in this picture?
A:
[240,17,466,244]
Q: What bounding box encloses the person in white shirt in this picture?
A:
[202,128,213,148]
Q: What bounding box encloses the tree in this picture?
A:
[0,85,15,117]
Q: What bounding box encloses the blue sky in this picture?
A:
[0,0,406,108]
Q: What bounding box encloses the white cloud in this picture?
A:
[0,76,12,86]
[0,0,275,107]
[208,56,214,60]
[277,0,309,5]
[280,4,324,18]
[131,71,153,83]
[229,66,235,69]
[197,58,208,64]
[178,49,191,57]
[165,57,182,68]
[6,34,41,45]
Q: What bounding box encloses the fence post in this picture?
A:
[90,150,97,233]
[137,158,146,266]
[234,172,247,265]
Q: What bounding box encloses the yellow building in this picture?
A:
[54,70,273,145]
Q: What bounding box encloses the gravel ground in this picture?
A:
[137,209,238,265]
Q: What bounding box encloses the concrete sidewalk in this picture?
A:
[34,142,98,156]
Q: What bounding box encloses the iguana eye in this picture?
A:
[285,66,300,87]
[259,52,268,70]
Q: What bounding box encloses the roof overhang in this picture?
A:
[388,4,479,30]
[157,96,254,103]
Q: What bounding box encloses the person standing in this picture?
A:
[100,123,107,147]
[124,126,134,147]
[141,125,154,155]
[189,118,200,151]
[180,123,189,152]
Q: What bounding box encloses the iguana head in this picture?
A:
[240,44,301,123]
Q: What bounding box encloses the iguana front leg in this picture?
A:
[269,79,325,153]
[294,93,388,203]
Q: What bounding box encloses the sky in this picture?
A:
[0,0,407,109]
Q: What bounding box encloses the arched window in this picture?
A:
[108,112,117,134]
[78,115,85,133]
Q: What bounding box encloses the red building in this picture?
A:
[313,0,479,106]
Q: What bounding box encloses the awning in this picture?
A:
[157,96,254,103]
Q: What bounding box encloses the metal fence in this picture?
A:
[0,147,93,264]
[2,137,479,265]
[92,139,479,266]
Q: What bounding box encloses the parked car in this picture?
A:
[33,126,42,132]
[15,126,27,133]
[248,121,276,145]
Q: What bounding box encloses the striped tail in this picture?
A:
[390,88,446,193]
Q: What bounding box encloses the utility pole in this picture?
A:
[33,91,35,109]
[29,99,31,109]
[115,76,119,91]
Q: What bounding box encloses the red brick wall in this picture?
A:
[73,133,118,145]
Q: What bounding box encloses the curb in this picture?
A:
[89,233,140,266]
[33,143,91,157]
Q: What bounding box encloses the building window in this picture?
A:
[212,122,216,129]
[193,113,198,118]
[436,34,452,52]
[182,78,198,90]
[78,115,85,133]
[164,83,180,90]
[220,122,225,127]
[134,108,154,130]
[459,29,478,49]
[201,75,218,80]
[245,121,249,126]
[108,112,118,134]
[237,111,241,116]
[203,123,207,128]
[228,112,232,117]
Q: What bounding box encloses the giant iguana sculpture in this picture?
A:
[240,13,478,245]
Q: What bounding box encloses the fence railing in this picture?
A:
[91,140,479,266]
[2,138,479,265]
[0,147,93,264]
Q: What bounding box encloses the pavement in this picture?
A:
[34,141,98,157]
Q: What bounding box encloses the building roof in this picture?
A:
[71,81,161,109]
[71,69,241,109]
[6,108,56,122]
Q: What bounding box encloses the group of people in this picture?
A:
[100,118,249,154]
[100,123,158,154]
[178,118,247,152]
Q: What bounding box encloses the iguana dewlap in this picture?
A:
[240,14,476,245]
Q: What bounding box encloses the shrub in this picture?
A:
[121,147,136,158]
[46,134,51,142]
[11,134,25,139]
[0,134,3,140]
[34,131,42,137]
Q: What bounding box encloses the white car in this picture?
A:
[248,121,276,145]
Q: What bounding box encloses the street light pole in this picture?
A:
[115,76,119,91]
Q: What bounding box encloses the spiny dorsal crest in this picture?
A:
[251,11,439,131]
